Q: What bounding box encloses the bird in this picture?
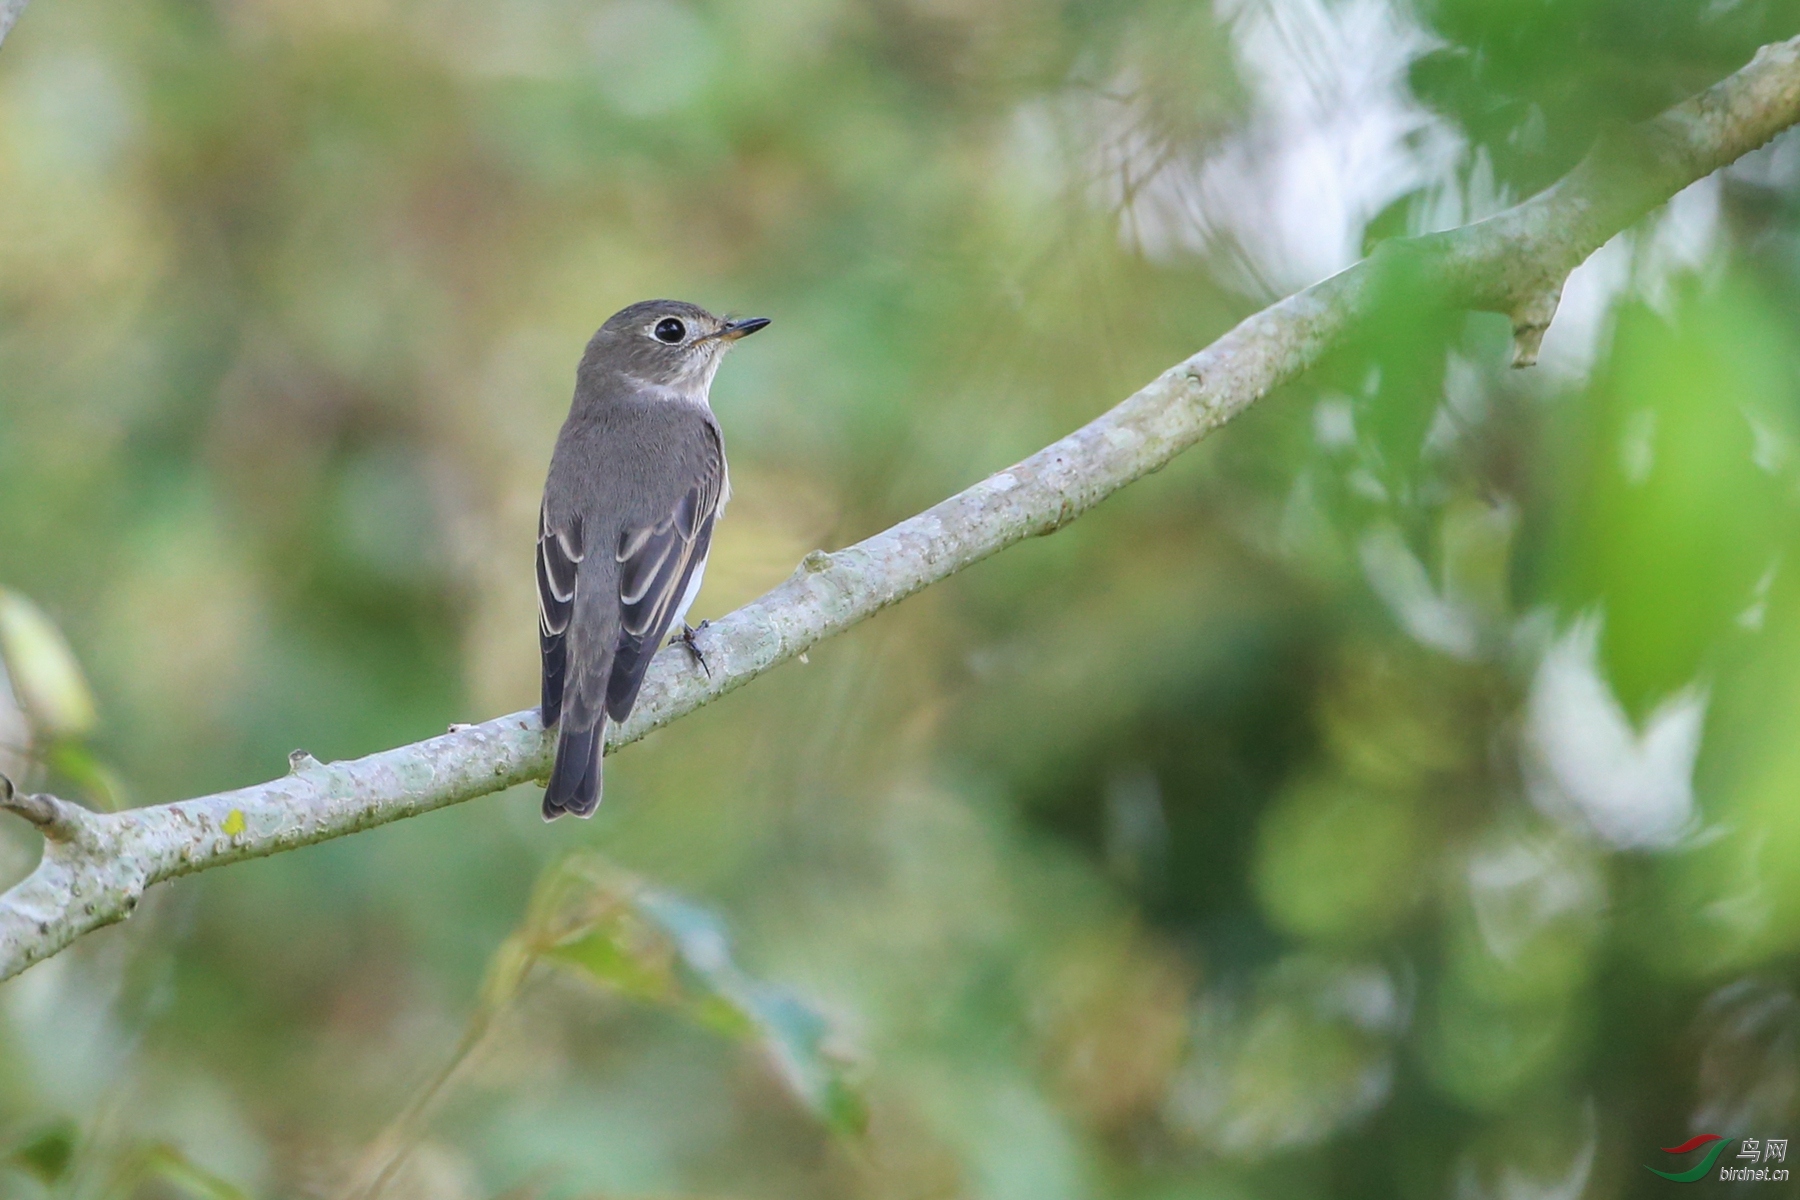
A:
[537,299,769,819]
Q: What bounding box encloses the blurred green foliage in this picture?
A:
[5,0,1800,1197]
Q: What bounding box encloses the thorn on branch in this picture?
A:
[288,750,324,773]
[1510,287,1564,368]
[0,773,92,843]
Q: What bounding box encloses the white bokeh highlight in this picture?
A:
[1101,0,1465,293]
[1522,616,1706,850]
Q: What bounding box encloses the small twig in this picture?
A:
[287,750,325,773]
[1508,286,1565,368]
[0,773,91,844]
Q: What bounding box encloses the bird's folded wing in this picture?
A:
[606,429,724,722]
[536,505,585,727]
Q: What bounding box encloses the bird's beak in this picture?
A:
[717,317,771,342]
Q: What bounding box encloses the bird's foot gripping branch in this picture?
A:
[7,33,1800,983]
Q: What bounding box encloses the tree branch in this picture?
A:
[6,34,1800,983]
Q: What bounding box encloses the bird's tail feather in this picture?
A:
[543,719,604,819]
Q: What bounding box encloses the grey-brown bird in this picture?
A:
[538,300,768,819]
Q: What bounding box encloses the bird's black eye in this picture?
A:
[653,317,687,344]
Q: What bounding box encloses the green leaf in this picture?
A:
[729,979,868,1135]
[526,855,866,1134]
[0,588,97,739]
[548,912,680,1005]
[1544,286,1796,716]
[3,1118,78,1185]
[46,741,127,811]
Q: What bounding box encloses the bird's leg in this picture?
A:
[674,620,712,678]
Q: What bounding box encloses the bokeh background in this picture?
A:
[4,0,1800,1195]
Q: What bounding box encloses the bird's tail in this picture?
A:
[543,718,604,819]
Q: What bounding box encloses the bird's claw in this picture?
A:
[676,621,712,678]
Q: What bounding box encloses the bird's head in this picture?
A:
[583,299,769,395]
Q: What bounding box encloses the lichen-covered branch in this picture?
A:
[6,33,1800,984]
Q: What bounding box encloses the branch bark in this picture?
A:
[6,34,1800,983]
